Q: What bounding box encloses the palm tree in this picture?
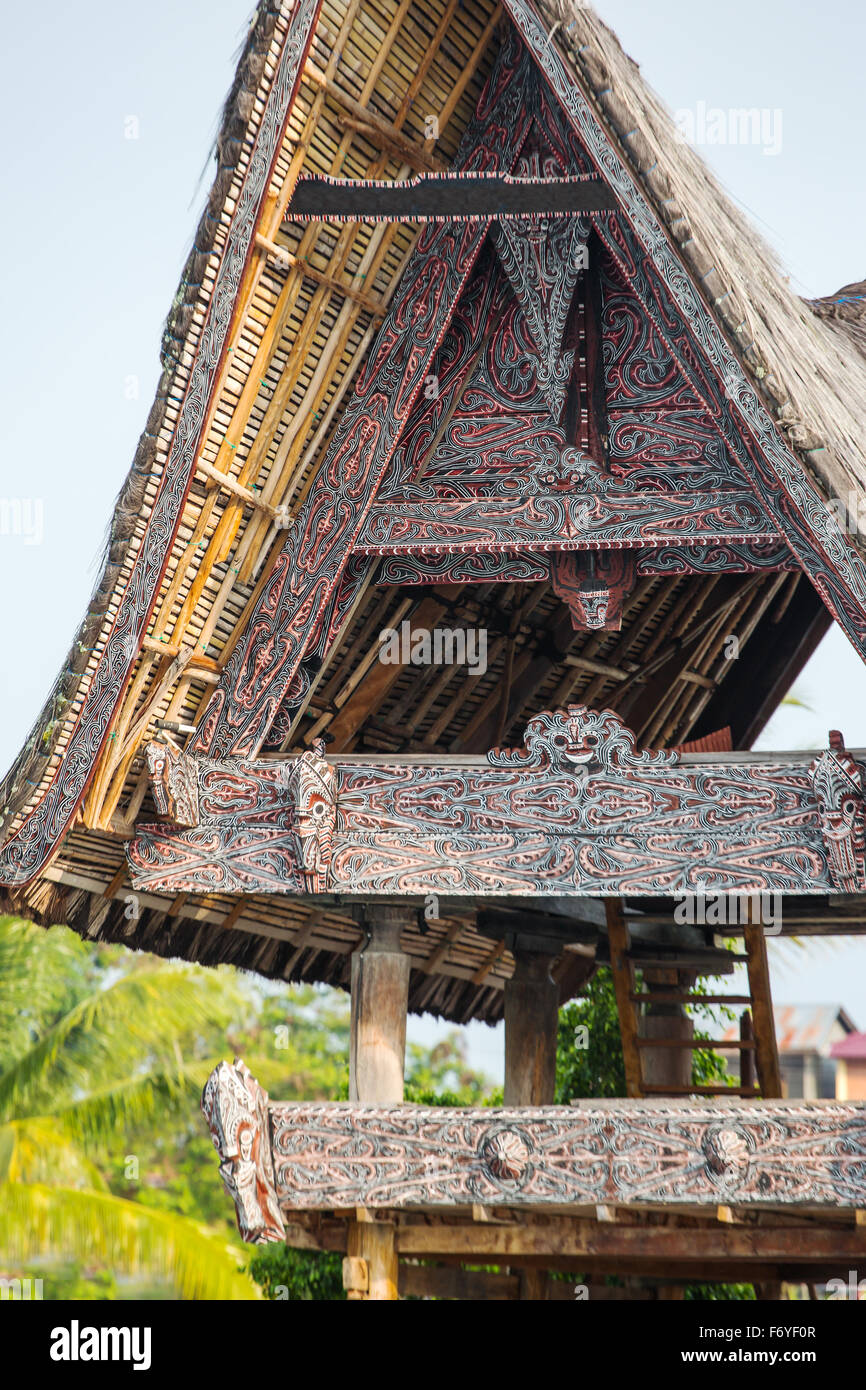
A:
[0,915,263,1300]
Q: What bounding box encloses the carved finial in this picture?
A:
[292,743,337,892]
[809,732,866,892]
[201,1060,285,1244]
[146,741,199,827]
[488,705,678,772]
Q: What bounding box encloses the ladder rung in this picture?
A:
[636,1038,755,1049]
[629,993,753,1006]
[640,1084,761,1096]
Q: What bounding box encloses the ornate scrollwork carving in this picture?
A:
[284,737,337,892]
[146,740,200,827]
[491,214,591,421]
[489,704,678,773]
[201,1059,285,1244]
[809,731,866,892]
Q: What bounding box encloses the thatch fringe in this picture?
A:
[0,2,282,844]
[542,0,866,505]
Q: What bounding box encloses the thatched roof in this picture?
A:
[542,0,866,503]
[1,0,863,1019]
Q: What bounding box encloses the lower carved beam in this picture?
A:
[201,1061,866,1244]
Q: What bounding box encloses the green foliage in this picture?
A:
[405,1030,494,1103]
[0,915,752,1301]
[556,969,627,1101]
[0,916,259,1298]
[556,967,735,1103]
[685,1283,756,1301]
[247,1244,345,1301]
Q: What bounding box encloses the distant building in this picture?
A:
[830,1032,866,1101]
[722,1004,858,1097]
[774,1005,858,1099]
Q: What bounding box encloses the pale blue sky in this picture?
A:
[1,1,864,1078]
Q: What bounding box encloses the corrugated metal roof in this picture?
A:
[722,1003,858,1053]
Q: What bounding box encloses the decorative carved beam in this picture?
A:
[375,542,796,588]
[353,490,781,555]
[202,1060,866,1241]
[129,705,859,899]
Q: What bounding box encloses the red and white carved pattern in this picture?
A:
[354,489,779,555]
[201,1059,285,1244]
[201,1081,866,1233]
[502,0,866,659]
[288,737,336,892]
[146,741,200,828]
[128,705,845,897]
[549,551,635,630]
[490,213,590,420]
[191,33,538,760]
[374,541,794,588]
[809,731,866,892]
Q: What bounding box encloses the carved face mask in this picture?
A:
[575,583,611,630]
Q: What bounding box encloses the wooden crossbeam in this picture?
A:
[394,1224,866,1261]
[289,174,616,221]
[196,459,284,520]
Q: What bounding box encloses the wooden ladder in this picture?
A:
[606,899,782,1100]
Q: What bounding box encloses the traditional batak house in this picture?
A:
[2,0,866,1298]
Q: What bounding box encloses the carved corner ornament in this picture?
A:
[201,1059,285,1244]
[285,737,337,892]
[146,740,200,828]
[809,730,866,892]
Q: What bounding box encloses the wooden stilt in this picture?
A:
[349,907,411,1105]
[346,907,410,1300]
[606,899,643,1097]
[503,949,559,1106]
[346,1210,399,1301]
[744,922,782,1098]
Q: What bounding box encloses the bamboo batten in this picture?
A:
[78,0,500,830]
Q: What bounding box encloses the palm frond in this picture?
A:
[55,1055,292,1148]
[0,916,93,1064]
[0,1120,107,1189]
[0,966,244,1123]
[0,1183,260,1300]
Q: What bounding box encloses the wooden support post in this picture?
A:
[740,1008,755,1092]
[349,907,410,1104]
[518,1269,549,1301]
[504,950,559,1107]
[744,922,782,1098]
[348,908,410,1300]
[345,1210,399,1302]
[606,899,643,1097]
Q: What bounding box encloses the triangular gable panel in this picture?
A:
[358,70,792,553]
[254,28,833,751]
[503,0,866,653]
